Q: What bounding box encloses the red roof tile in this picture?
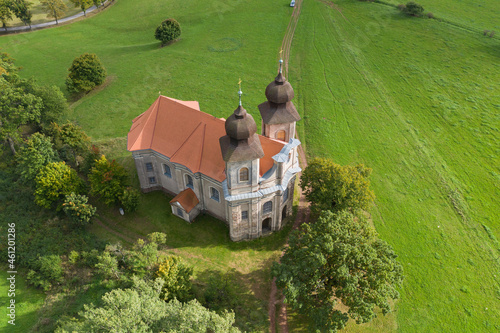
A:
[169,188,199,213]
[127,96,285,182]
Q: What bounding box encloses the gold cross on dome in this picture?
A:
[279,48,283,58]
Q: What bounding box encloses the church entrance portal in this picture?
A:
[262,218,271,233]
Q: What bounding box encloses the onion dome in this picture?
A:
[259,59,301,125]
[220,88,264,162]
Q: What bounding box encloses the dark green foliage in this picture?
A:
[272,210,403,332]
[154,18,181,45]
[403,1,424,16]
[300,158,375,214]
[34,161,84,209]
[119,186,141,212]
[16,132,58,183]
[88,155,129,205]
[47,121,91,169]
[62,193,97,227]
[155,255,194,302]
[203,271,237,312]
[65,53,106,93]
[26,255,63,291]
[28,84,68,130]
[55,277,240,333]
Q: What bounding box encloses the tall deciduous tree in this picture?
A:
[48,121,90,168]
[0,0,13,31]
[16,132,58,183]
[300,158,375,214]
[62,192,96,227]
[40,0,67,24]
[272,210,403,332]
[0,77,43,154]
[155,255,193,302]
[55,277,240,333]
[9,0,32,27]
[34,161,83,209]
[88,155,128,205]
[69,0,92,16]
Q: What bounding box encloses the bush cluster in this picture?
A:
[155,18,181,46]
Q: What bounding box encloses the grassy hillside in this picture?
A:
[291,0,499,331]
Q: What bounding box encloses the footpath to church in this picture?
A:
[1,2,109,33]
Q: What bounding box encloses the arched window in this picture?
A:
[239,168,249,182]
[163,164,172,178]
[263,201,272,214]
[186,175,194,189]
[276,130,286,141]
[283,188,289,202]
[210,187,220,202]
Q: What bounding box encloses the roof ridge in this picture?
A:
[149,96,162,149]
[198,123,207,172]
[170,121,203,159]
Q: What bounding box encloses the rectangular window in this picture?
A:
[283,188,289,202]
[163,164,172,177]
[148,177,156,184]
[186,175,194,189]
[145,162,153,172]
[241,211,248,220]
[210,187,220,202]
[176,207,183,217]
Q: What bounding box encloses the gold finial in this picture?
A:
[279,48,283,57]
[238,78,243,106]
[159,91,161,95]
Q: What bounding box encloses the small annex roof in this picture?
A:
[169,188,199,213]
[127,95,285,182]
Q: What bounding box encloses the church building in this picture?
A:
[127,60,301,241]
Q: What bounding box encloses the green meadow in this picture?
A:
[291,0,499,331]
[0,0,499,331]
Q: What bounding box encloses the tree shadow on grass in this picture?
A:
[117,42,162,54]
[194,257,276,332]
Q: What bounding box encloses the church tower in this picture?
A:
[258,59,301,142]
[219,87,264,193]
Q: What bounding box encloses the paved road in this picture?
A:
[2,2,107,32]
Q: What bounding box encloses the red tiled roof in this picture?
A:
[127,96,285,182]
[169,188,199,213]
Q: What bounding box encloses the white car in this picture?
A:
[290,0,295,7]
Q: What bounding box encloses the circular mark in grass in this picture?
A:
[208,38,242,52]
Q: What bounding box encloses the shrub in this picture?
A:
[403,1,424,16]
[66,53,106,94]
[483,30,490,36]
[119,187,140,212]
[155,18,181,46]
[426,12,434,19]
[397,4,406,11]
[62,192,97,227]
[489,30,496,38]
[26,255,64,291]
[88,155,128,206]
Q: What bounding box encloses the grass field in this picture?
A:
[291,0,499,331]
[7,0,82,27]
[0,0,499,331]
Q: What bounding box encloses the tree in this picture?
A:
[0,0,13,31]
[154,18,181,46]
[20,82,68,130]
[40,0,66,24]
[9,0,32,27]
[69,0,92,16]
[88,155,128,205]
[26,255,63,291]
[0,76,43,154]
[62,193,97,227]
[65,53,106,94]
[16,132,58,183]
[272,210,403,332]
[403,1,424,16]
[55,277,240,333]
[300,158,375,214]
[155,255,194,302]
[48,121,90,168]
[34,161,83,209]
[119,186,140,212]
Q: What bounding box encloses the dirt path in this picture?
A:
[268,1,307,332]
